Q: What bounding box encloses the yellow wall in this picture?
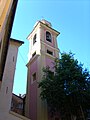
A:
[0,0,13,31]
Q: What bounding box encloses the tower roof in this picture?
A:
[27,20,60,40]
[34,19,52,27]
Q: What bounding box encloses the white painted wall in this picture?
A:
[0,39,30,120]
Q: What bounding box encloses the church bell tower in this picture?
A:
[25,19,60,120]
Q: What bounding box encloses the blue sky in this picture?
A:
[11,0,90,95]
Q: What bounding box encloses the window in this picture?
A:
[47,50,53,55]
[46,31,52,42]
[13,56,14,62]
[32,73,36,81]
[32,51,36,57]
[11,102,13,108]
[6,87,8,94]
[16,103,23,109]
[33,34,37,45]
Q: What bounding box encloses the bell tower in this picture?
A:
[25,20,60,120]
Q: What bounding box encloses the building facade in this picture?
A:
[0,0,18,81]
[0,1,31,120]
[11,93,24,115]
[0,38,31,120]
[25,19,60,120]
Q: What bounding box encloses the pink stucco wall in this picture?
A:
[29,82,37,120]
[29,60,37,120]
[46,56,55,71]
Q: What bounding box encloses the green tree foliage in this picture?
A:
[38,52,90,119]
